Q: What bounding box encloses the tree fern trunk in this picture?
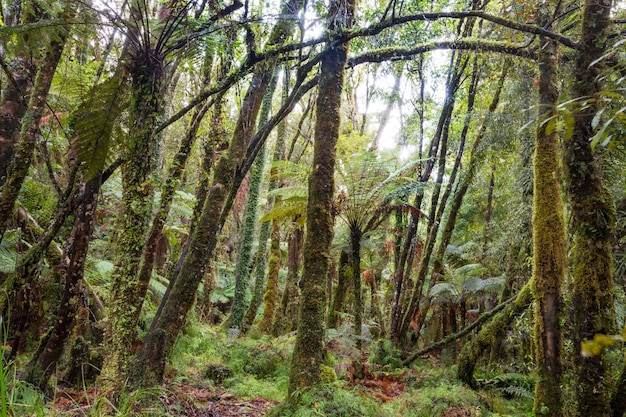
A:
[99,49,165,394]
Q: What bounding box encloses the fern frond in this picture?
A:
[71,73,129,180]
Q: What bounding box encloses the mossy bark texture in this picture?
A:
[531,23,566,417]
[273,226,303,336]
[327,249,350,329]
[258,220,281,335]
[288,0,356,395]
[100,50,164,392]
[24,174,103,391]
[457,283,532,389]
[232,71,278,329]
[243,66,289,333]
[0,4,72,236]
[565,1,617,415]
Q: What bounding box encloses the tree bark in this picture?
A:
[531,13,566,415]
[99,35,165,393]
[23,173,103,391]
[565,1,617,415]
[0,3,73,237]
[288,0,356,395]
[231,70,278,329]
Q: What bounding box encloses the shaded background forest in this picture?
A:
[0,0,626,415]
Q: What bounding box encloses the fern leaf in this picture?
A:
[71,73,129,180]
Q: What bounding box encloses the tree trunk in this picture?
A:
[288,0,356,395]
[531,17,566,416]
[99,47,165,392]
[565,1,617,415]
[131,0,304,387]
[231,70,278,329]
[242,65,290,333]
[408,63,506,347]
[0,3,73,237]
[258,219,281,335]
[457,283,532,389]
[273,225,303,336]
[327,249,351,329]
[23,173,103,390]
[350,225,363,350]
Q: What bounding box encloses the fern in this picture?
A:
[70,73,129,180]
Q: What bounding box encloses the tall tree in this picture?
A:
[0,1,76,237]
[565,0,617,415]
[288,0,356,395]
[131,0,304,387]
[531,4,566,415]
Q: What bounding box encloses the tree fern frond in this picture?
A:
[260,199,307,223]
[70,73,129,180]
[265,186,308,201]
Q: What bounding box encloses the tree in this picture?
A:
[288,0,356,395]
[530,3,566,415]
[565,0,618,414]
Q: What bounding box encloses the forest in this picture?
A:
[0,0,625,415]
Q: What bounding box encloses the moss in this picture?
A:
[457,283,532,389]
[319,365,337,383]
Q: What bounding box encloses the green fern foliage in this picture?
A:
[70,73,129,180]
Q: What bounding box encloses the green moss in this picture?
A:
[319,365,337,383]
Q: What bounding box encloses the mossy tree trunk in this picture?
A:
[23,172,103,391]
[258,219,282,335]
[131,0,304,388]
[135,61,215,312]
[565,1,617,415]
[327,249,351,329]
[350,224,363,350]
[288,0,356,395]
[243,66,290,333]
[0,3,73,237]
[531,11,566,415]
[231,70,278,329]
[457,283,532,389]
[273,225,303,336]
[99,45,165,393]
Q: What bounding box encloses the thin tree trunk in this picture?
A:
[327,249,350,329]
[408,63,506,346]
[231,70,278,329]
[350,225,363,350]
[531,14,566,415]
[273,225,303,335]
[258,219,281,335]
[244,66,290,333]
[288,0,356,395]
[23,172,103,391]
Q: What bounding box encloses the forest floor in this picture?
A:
[7,323,534,416]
